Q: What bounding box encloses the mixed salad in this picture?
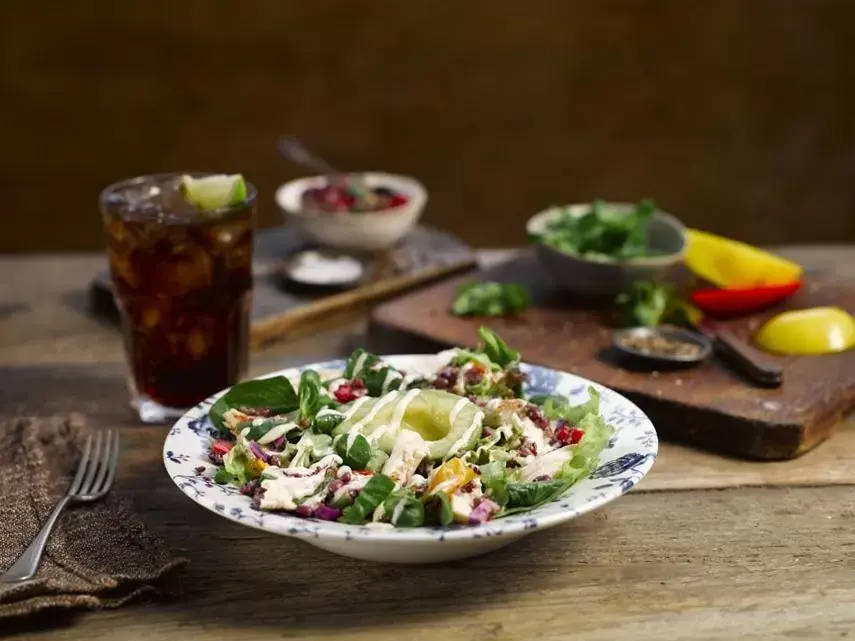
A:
[206,328,613,528]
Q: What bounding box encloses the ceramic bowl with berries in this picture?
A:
[275,172,427,252]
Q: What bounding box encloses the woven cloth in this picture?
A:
[0,415,187,619]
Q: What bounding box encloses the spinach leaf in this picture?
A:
[334,433,372,470]
[312,411,344,435]
[339,474,395,524]
[478,326,520,367]
[209,376,299,430]
[382,490,425,527]
[451,281,531,317]
[505,479,570,512]
[424,490,454,526]
[478,461,509,506]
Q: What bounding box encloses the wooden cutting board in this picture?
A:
[90,224,476,347]
[370,251,855,461]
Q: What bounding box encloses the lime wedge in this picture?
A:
[180,174,247,210]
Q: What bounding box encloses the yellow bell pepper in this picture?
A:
[685,229,803,289]
[754,307,855,355]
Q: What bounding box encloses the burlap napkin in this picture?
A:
[0,415,188,619]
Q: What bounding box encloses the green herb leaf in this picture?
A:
[209,376,299,430]
[478,326,520,368]
[538,198,660,261]
[245,417,295,442]
[451,281,531,317]
[334,433,373,470]
[343,348,379,380]
[298,369,328,421]
[615,280,687,328]
[339,474,395,524]
[383,489,425,527]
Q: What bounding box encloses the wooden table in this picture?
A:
[3,248,855,640]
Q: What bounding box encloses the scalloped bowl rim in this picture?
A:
[527,202,688,267]
[163,355,658,545]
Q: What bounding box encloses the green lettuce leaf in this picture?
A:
[478,460,509,506]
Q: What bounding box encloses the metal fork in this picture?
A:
[1,429,119,583]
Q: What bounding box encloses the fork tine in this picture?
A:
[78,431,104,495]
[68,435,93,496]
[99,431,120,495]
[90,430,112,494]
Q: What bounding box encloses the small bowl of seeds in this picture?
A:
[612,326,712,367]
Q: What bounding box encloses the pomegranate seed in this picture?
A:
[389,195,409,208]
[570,428,585,444]
[334,383,364,403]
[553,425,572,446]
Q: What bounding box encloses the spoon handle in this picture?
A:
[277,136,340,175]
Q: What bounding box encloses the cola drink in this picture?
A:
[100,173,256,422]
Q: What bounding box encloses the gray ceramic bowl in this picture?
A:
[526,202,687,299]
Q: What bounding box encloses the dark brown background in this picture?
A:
[3,0,855,252]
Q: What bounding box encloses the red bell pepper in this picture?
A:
[690,281,802,317]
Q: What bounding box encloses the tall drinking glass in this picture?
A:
[100,173,256,423]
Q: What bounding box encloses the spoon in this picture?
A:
[277,136,375,205]
[277,136,341,176]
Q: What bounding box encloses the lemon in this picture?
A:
[334,390,483,460]
[180,174,247,210]
[754,307,855,355]
[685,229,803,288]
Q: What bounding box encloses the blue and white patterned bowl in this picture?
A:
[163,355,657,563]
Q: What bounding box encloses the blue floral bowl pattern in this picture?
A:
[163,355,657,563]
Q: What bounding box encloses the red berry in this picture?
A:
[570,428,585,445]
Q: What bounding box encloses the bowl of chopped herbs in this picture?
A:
[527,199,687,298]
